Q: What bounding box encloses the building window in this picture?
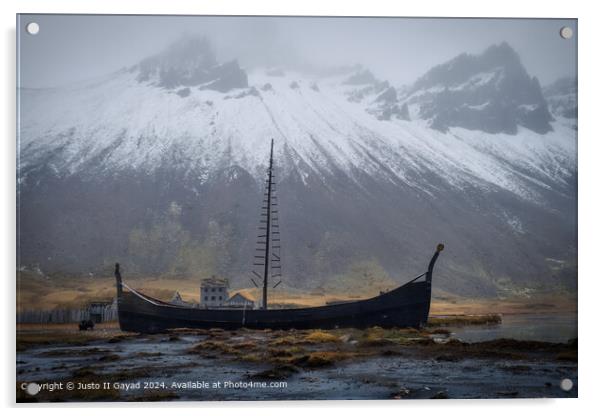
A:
[211,296,215,301]
[212,288,215,293]
[219,296,222,301]
[204,296,208,301]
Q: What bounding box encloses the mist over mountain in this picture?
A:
[135,36,248,92]
[17,37,577,297]
[543,76,577,119]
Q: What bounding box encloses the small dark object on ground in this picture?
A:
[382,349,403,356]
[78,320,94,331]
[435,354,461,362]
[251,364,299,380]
[391,387,412,399]
[431,390,449,399]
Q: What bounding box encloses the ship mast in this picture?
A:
[262,139,274,309]
[252,139,282,310]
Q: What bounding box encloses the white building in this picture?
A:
[200,277,229,308]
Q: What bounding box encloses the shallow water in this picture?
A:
[448,313,577,343]
[17,333,577,401]
[16,314,578,401]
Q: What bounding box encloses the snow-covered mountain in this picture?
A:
[17,38,577,297]
[344,42,554,134]
[544,76,577,120]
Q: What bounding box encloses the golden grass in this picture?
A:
[239,352,263,362]
[267,345,306,357]
[304,330,341,343]
[357,327,429,347]
[268,336,302,346]
[17,270,577,315]
[189,340,237,355]
[231,340,258,350]
[430,293,577,315]
[294,351,359,367]
[268,348,293,357]
[427,314,502,327]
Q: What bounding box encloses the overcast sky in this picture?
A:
[17,15,576,88]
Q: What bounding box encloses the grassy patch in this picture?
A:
[239,352,264,362]
[428,314,502,327]
[231,340,258,350]
[292,351,359,368]
[268,335,304,346]
[304,331,341,343]
[268,345,306,357]
[358,327,427,347]
[189,340,237,355]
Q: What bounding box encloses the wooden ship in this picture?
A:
[114,139,444,333]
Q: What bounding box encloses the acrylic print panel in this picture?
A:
[16,15,577,402]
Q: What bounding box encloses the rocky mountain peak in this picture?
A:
[135,35,248,92]
[480,41,523,69]
[411,42,524,92]
[402,42,553,134]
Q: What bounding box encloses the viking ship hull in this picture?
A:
[114,246,443,333]
[117,280,430,333]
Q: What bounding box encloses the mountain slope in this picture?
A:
[17,40,577,297]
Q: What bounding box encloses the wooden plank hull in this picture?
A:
[115,245,443,333]
[116,279,432,333]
